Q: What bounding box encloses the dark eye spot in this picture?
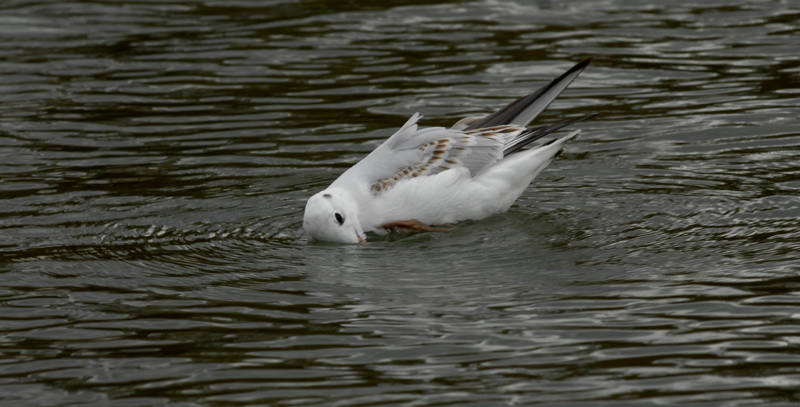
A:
[334,213,344,225]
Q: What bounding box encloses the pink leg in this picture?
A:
[380,219,455,235]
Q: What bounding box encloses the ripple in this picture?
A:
[2,0,800,405]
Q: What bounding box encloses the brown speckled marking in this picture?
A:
[370,131,491,195]
[497,126,519,133]
[466,125,522,136]
[368,121,531,195]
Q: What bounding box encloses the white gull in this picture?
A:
[304,58,595,243]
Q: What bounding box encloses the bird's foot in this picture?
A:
[380,219,455,235]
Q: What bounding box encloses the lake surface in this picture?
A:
[2,0,800,405]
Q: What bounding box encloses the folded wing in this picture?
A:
[331,58,595,196]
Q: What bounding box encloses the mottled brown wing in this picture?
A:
[370,125,524,194]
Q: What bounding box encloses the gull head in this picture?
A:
[303,189,365,243]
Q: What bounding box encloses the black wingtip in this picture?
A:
[502,113,598,156]
[464,57,595,131]
[553,57,593,85]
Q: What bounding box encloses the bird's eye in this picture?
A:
[334,212,344,225]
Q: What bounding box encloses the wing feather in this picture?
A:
[464,57,592,129]
[368,124,528,194]
[329,59,595,196]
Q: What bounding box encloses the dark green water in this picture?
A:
[2,1,800,405]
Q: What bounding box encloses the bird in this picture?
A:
[303,58,595,243]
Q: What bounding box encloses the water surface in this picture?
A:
[2,0,800,405]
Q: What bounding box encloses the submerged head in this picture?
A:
[303,189,365,243]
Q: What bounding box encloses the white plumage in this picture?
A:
[304,58,595,243]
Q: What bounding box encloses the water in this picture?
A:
[2,0,800,405]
